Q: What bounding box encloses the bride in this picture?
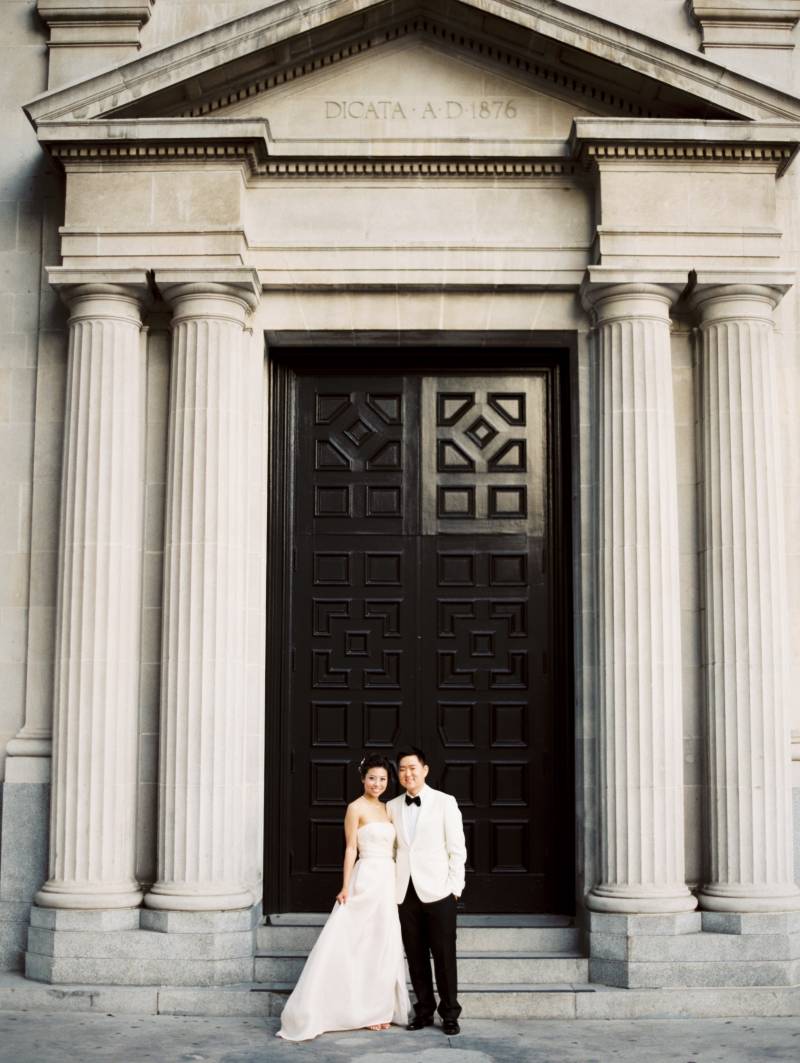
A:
[276,753,411,1041]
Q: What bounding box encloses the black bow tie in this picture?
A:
[405,795,421,807]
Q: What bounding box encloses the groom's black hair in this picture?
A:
[396,746,427,766]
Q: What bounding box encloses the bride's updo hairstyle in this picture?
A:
[357,752,394,780]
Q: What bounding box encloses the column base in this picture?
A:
[5,734,52,758]
[699,884,800,913]
[24,903,259,986]
[587,885,698,915]
[34,882,142,910]
[589,907,800,988]
[144,884,254,913]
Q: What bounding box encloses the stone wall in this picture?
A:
[0,0,62,970]
[0,0,62,781]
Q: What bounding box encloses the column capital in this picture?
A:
[580,269,686,319]
[47,267,151,313]
[154,268,261,317]
[580,282,683,328]
[690,280,791,322]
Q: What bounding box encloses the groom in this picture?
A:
[388,747,466,1036]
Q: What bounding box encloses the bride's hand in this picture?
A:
[336,888,348,905]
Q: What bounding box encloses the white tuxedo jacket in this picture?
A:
[388,786,467,904]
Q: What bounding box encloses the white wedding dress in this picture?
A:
[276,821,411,1041]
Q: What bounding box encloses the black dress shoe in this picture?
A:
[442,1019,461,1036]
[406,1016,434,1030]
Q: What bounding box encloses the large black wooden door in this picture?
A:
[281,357,570,913]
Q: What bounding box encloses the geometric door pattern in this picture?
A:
[288,370,563,912]
[421,376,546,536]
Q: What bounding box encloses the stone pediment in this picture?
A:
[215,36,605,151]
[24,0,800,140]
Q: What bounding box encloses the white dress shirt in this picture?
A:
[403,784,428,845]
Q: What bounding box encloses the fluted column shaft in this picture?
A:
[36,279,147,910]
[585,283,695,914]
[146,275,260,912]
[695,285,800,912]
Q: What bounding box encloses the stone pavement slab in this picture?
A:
[1,1012,799,1062]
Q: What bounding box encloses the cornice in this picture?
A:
[47,143,576,179]
[37,1,154,21]
[37,117,580,175]
[691,1,800,25]
[570,117,800,175]
[38,115,800,180]
[39,118,270,172]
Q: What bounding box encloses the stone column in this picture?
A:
[583,282,696,914]
[145,269,260,912]
[694,284,800,913]
[35,271,148,910]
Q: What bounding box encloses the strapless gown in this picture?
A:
[276,821,411,1041]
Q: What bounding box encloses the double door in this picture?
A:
[279,357,571,912]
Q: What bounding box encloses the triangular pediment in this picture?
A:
[214,35,608,149]
[25,0,800,138]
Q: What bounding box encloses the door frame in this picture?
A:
[263,342,576,914]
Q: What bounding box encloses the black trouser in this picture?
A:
[399,879,461,1022]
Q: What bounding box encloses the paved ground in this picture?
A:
[0,1013,798,1062]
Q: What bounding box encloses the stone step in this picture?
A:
[591,930,800,963]
[27,927,254,961]
[590,957,800,989]
[257,923,582,952]
[254,983,595,1019]
[254,951,588,985]
[1,971,799,1019]
[25,953,255,987]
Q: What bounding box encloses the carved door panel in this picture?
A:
[285,364,567,913]
[290,378,419,909]
[419,375,555,911]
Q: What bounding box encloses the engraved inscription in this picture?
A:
[324,98,518,121]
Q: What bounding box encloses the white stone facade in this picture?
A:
[1,0,800,1008]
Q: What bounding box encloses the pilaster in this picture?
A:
[34,269,149,911]
[693,282,800,913]
[582,280,696,916]
[690,2,800,87]
[37,1,156,89]
[145,269,261,914]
